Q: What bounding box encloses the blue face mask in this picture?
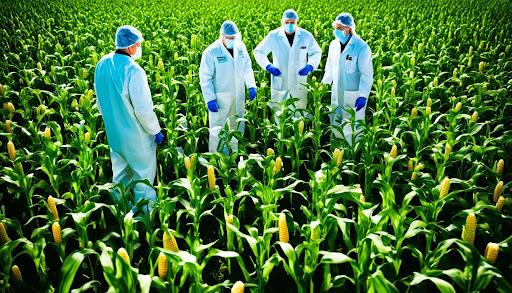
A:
[225,38,235,49]
[334,29,350,44]
[284,23,295,33]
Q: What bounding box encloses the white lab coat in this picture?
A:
[322,34,373,145]
[199,39,256,153]
[94,52,161,210]
[254,27,321,114]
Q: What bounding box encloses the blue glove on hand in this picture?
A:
[354,97,367,111]
[266,64,281,77]
[155,132,164,144]
[249,87,257,101]
[298,64,313,76]
[207,100,220,112]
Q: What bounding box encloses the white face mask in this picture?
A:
[132,46,142,60]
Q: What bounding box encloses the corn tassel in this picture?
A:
[440,177,450,198]
[390,145,397,159]
[278,213,289,243]
[496,196,505,213]
[117,247,130,264]
[163,229,179,252]
[52,222,62,244]
[273,157,282,174]
[0,222,10,244]
[463,213,476,245]
[208,166,215,190]
[493,181,503,202]
[497,159,504,175]
[12,265,22,281]
[231,281,245,293]
[158,252,168,278]
[484,242,499,264]
[7,141,15,160]
[48,196,59,220]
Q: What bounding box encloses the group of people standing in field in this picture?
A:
[94,9,373,212]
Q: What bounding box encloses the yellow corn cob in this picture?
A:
[157,60,165,71]
[12,265,22,281]
[48,196,59,220]
[333,148,340,164]
[226,214,234,224]
[163,229,179,252]
[184,156,191,170]
[497,159,504,175]
[414,163,424,171]
[471,111,478,122]
[336,149,344,167]
[433,77,439,87]
[273,157,282,174]
[444,143,451,159]
[84,132,90,144]
[454,102,462,112]
[390,144,397,159]
[496,196,505,213]
[411,57,415,67]
[479,61,484,72]
[360,194,365,204]
[158,252,167,278]
[411,172,417,180]
[440,177,450,198]
[117,247,130,264]
[42,127,51,138]
[463,213,476,246]
[267,148,274,157]
[493,181,503,202]
[52,222,62,244]
[7,141,15,160]
[278,213,289,243]
[411,107,418,118]
[484,242,499,264]
[0,222,11,244]
[482,85,487,92]
[87,89,93,101]
[15,162,23,175]
[231,281,245,293]
[426,106,431,115]
[298,121,304,135]
[408,160,413,171]
[427,98,432,107]
[6,120,11,133]
[190,153,197,169]
[84,200,90,205]
[208,166,215,190]
[4,102,14,113]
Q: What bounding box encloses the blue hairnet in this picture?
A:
[282,9,298,22]
[115,25,144,49]
[333,13,356,31]
[220,20,239,37]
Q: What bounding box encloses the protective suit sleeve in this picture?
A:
[321,44,334,85]
[199,50,217,103]
[128,68,161,135]
[307,36,322,70]
[253,34,273,70]
[242,43,256,89]
[358,45,373,98]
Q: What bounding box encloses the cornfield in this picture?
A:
[1,0,512,292]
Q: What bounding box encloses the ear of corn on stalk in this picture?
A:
[42,127,51,138]
[208,166,216,190]
[163,229,179,252]
[278,213,289,243]
[7,141,15,160]
[84,132,90,143]
[117,247,130,264]
[493,181,503,202]
[267,148,274,157]
[408,160,414,171]
[298,121,304,135]
[496,196,505,213]
[231,281,245,293]
[12,265,22,281]
[444,143,452,159]
[497,159,504,175]
[6,120,11,133]
[190,153,197,169]
[471,111,478,122]
[433,77,439,87]
[274,157,282,174]
[427,98,432,107]
[426,106,431,115]
[462,213,476,245]
[52,222,62,244]
[185,156,191,170]
[4,102,14,113]
[48,196,59,220]
[390,145,397,159]
[440,177,450,198]
[454,102,462,112]
[15,162,23,175]
[484,242,499,264]
[158,252,167,278]
[0,222,11,244]
[411,107,418,118]
[336,149,344,167]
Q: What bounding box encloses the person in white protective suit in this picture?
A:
[321,13,373,147]
[199,20,257,154]
[254,9,322,122]
[94,25,164,213]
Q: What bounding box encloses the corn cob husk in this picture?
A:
[411,172,417,180]
[208,166,215,190]
[497,159,504,175]
[0,222,11,244]
[411,107,418,118]
[336,149,344,167]
[454,102,462,112]
[440,177,450,198]
[496,196,505,213]
[484,242,499,264]
[444,143,451,159]
[408,160,414,171]
[273,157,282,174]
[52,222,62,244]
[84,132,90,143]
[184,156,191,170]
[48,196,59,220]
[15,162,23,175]
[12,265,22,281]
[298,121,304,135]
[471,111,478,122]
[163,229,179,252]
[391,87,395,97]
[479,61,484,72]
[433,77,439,87]
[463,213,476,245]
[117,247,130,264]
[7,141,15,160]
[4,102,14,113]
[267,148,274,157]
[426,106,431,115]
[158,252,168,278]
[231,281,245,293]
[190,153,197,169]
[427,98,432,107]
[333,148,340,164]
[390,145,397,159]
[278,213,289,243]
[6,120,11,133]
[493,181,503,202]
[42,127,51,138]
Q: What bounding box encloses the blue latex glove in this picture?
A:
[266,64,281,77]
[155,132,164,144]
[298,64,313,76]
[249,87,257,101]
[354,97,367,111]
[207,100,220,112]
